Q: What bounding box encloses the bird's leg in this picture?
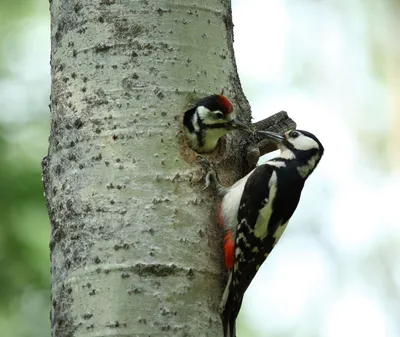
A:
[197,156,228,197]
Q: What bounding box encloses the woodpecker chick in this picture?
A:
[204,129,324,337]
[183,94,248,153]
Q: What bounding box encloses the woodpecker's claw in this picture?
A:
[197,156,227,196]
[197,155,212,170]
[197,155,215,190]
[204,170,219,191]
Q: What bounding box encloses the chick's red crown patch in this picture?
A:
[217,95,234,115]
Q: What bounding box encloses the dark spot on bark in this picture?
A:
[95,128,101,134]
[157,8,171,15]
[79,163,84,169]
[105,161,110,166]
[112,134,118,140]
[73,49,77,57]
[92,153,102,161]
[81,87,86,92]
[161,324,172,331]
[127,287,142,295]
[110,199,115,205]
[74,118,83,129]
[106,321,120,328]
[74,3,82,13]
[71,72,77,79]
[95,43,112,53]
[54,164,63,175]
[83,76,88,83]
[187,268,195,279]
[89,289,96,296]
[55,30,61,42]
[121,273,130,279]
[82,313,93,320]
[68,153,76,161]
[153,87,164,99]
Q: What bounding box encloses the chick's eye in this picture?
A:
[215,112,224,119]
[290,131,300,138]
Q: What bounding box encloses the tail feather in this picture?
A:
[220,273,243,337]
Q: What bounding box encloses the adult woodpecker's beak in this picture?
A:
[257,130,286,143]
[227,119,249,131]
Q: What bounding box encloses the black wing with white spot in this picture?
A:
[221,164,275,337]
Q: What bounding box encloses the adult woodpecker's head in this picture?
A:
[183,94,248,153]
[258,129,324,177]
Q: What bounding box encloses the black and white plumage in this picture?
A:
[206,129,324,337]
[183,94,248,153]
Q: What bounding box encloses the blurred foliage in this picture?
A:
[0,0,50,336]
[0,0,39,77]
[0,0,399,337]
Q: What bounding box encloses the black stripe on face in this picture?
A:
[203,122,232,130]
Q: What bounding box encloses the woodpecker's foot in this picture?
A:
[197,156,226,195]
[196,155,214,190]
[204,170,218,191]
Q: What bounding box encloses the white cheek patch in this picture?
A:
[191,112,200,132]
[196,106,210,120]
[290,134,319,151]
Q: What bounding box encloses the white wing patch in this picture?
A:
[254,171,278,239]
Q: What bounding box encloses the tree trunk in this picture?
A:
[44,1,295,336]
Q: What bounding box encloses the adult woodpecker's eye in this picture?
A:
[290,131,300,138]
[215,112,225,119]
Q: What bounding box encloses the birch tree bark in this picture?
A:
[43,1,294,336]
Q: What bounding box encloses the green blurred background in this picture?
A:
[0,0,50,336]
[0,1,399,336]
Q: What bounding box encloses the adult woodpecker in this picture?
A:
[203,129,324,337]
[183,94,248,153]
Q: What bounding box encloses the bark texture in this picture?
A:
[44,1,295,336]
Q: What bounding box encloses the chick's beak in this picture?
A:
[257,130,286,143]
[227,119,249,131]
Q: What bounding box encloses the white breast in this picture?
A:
[220,170,253,232]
